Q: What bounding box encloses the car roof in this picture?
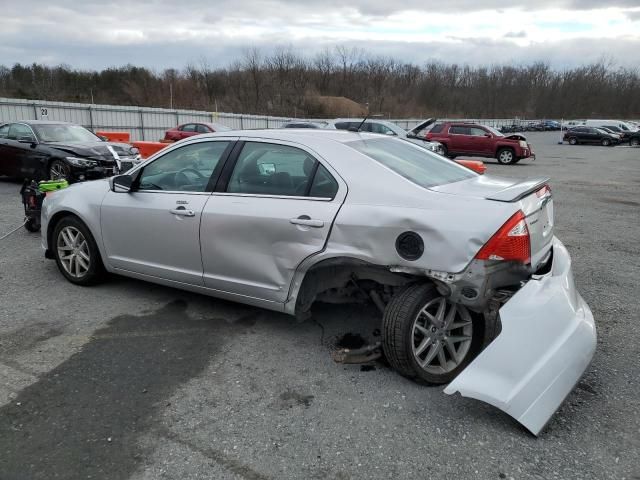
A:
[200,128,386,145]
[2,120,73,126]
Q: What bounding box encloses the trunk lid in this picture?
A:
[430,175,554,269]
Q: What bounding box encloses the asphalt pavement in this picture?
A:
[0,132,638,480]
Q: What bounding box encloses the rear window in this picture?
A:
[429,124,444,133]
[346,138,476,188]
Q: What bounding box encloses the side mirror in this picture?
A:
[484,133,492,138]
[111,174,133,193]
[18,135,36,144]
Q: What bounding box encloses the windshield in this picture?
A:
[346,137,476,188]
[485,126,504,137]
[33,124,101,143]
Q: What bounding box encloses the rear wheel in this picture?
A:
[496,148,516,165]
[382,283,484,384]
[53,216,105,285]
[601,138,611,146]
[568,137,578,145]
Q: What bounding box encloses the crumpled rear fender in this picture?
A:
[444,237,596,435]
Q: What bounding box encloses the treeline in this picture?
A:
[1,47,639,118]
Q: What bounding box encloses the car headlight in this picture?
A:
[65,156,98,167]
[519,140,527,148]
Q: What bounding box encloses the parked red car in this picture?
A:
[164,122,231,142]
[424,122,534,165]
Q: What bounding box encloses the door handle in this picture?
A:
[290,215,324,228]
[170,206,195,217]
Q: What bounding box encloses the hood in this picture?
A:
[45,141,137,161]
[407,118,436,137]
[504,134,527,141]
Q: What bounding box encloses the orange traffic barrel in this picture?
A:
[132,141,169,159]
[96,131,131,143]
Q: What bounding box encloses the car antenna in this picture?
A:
[354,113,370,132]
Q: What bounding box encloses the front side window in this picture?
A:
[196,124,210,133]
[138,141,230,192]
[347,137,476,188]
[227,142,319,196]
[469,127,488,137]
[0,124,9,138]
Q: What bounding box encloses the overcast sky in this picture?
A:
[1,0,640,70]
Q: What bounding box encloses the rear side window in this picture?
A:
[346,138,476,188]
[181,124,196,132]
[227,142,318,196]
[309,164,338,199]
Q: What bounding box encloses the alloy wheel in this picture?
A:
[57,226,90,278]
[498,150,514,164]
[411,297,473,374]
[50,161,69,180]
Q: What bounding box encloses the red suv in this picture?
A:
[424,122,534,165]
[164,122,231,142]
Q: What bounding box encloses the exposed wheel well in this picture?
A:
[293,257,425,320]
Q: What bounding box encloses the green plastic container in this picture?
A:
[38,179,69,193]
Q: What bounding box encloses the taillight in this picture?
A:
[475,210,531,264]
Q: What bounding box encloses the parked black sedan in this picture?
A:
[563,126,620,146]
[0,121,141,182]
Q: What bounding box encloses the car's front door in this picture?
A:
[467,126,493,155]
[100,139,235,285]
[0,124,13,176]
[4,123,39,178]
[200,140,346,303]
[448,125,472,153]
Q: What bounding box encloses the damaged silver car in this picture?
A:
[40,130,596,435]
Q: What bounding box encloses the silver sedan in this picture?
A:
[41,129,595,435]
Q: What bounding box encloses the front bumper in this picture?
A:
[444,237,596,435]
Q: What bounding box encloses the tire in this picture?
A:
[439,144,448,158]
[49,159,70,180]
[630,137,640,147]
[382,283,484,385]
[24,217,40,232]
[601,138,611,147]
[52,216,105,285]
[568,137,578,145]
[496,148,516,165]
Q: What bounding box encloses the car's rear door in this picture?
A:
[100,138,236,285]
[200,139,346,304]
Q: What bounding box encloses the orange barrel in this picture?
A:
[132,141,169,159]
[96,131,131,143]
[455,159,487,174]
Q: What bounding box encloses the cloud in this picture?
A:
[0,1,639,70]
[504,31,528,38]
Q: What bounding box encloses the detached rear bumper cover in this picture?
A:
[444,237,596,435]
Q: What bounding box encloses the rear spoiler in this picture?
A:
[486,177,550,202]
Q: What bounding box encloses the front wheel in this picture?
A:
[49,159,70,180]
[630,137,640,147]
[382,283,484,384]
[53,216,105,285]
[496,148,516,165]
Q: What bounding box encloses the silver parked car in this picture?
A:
[325,118,445,155]
[41,129,595,435]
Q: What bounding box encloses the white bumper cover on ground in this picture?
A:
[444,237,596,435]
